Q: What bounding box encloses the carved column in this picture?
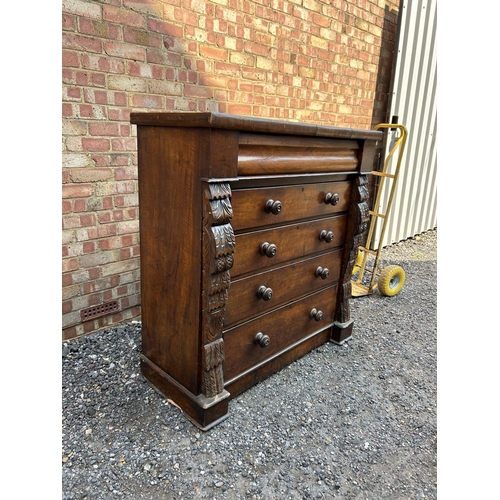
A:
[332,175,370,344]
[201,182,235,398]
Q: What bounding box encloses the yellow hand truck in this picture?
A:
[351,123,408,297]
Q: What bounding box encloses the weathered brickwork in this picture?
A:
[62,0,400,340]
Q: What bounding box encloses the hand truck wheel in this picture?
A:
[378,265,405,297]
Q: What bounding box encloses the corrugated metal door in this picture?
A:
[373,0,437,248]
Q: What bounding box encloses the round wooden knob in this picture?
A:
[257,285,273,301]
[260,242,277,258]
[254,332,270,348]
[315,266,330,279]
[319,230,334,243]
[324,192,340,205]
[309,308,323,322]
[265,199,282,215]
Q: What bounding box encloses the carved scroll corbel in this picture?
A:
[201,182,235,398]
[335,175,370,326]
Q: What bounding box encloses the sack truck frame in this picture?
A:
[352,123,408,298]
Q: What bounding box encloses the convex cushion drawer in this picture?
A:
[237,134,360,176]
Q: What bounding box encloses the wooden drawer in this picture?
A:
[231,214,347,277]
[237,134,359,176]
[231,181,351,231]
[224,248,343,327]
[223,285,338,383]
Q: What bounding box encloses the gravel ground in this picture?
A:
[62,229,437,500]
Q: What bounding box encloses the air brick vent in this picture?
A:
[80,300,119,322]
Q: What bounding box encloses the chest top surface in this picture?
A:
[130,111,382,140]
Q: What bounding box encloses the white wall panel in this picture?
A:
[374,0,437,248]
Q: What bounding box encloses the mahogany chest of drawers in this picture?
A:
[130,112,382,430]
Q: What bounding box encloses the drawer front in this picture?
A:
[231,214,347,277]
[224,248,343,327]
[231,181,351,231]
[223,285,338,382]
[237,134,359,176]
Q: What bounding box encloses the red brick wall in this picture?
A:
[62,0,400,340]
